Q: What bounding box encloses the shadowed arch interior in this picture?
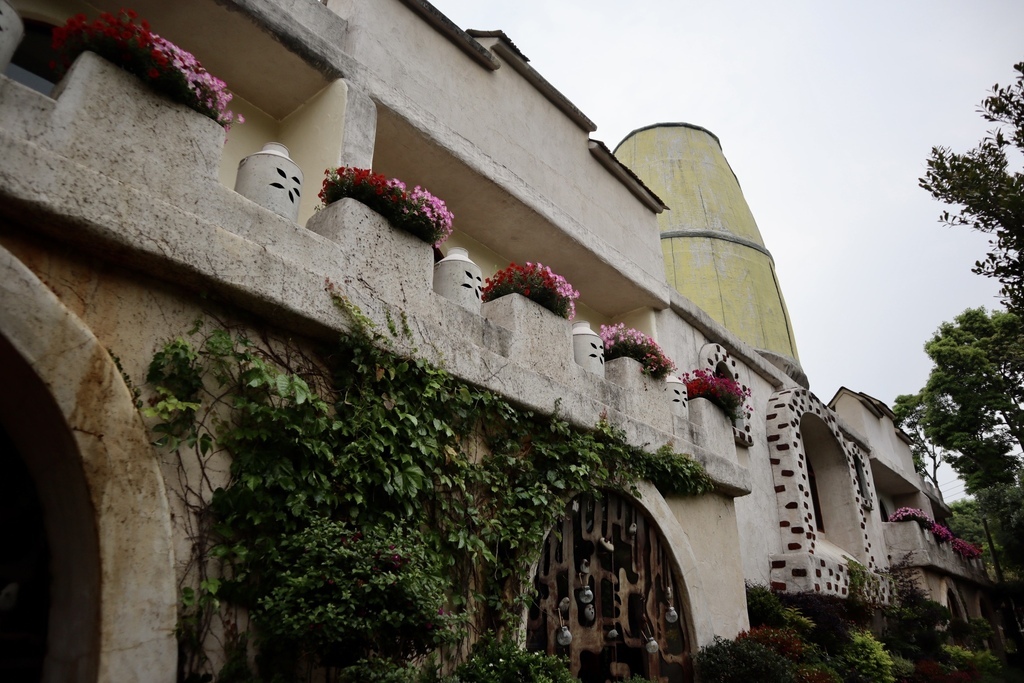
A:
[0,332,100,683]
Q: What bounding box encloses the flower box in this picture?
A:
[603,357,672,433]
[47,51,225,198]
[687,396,737,462]
[481,262,579,320]
[481,292,572,382]
[306,198,434,311]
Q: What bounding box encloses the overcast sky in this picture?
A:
[433,0,1023,502]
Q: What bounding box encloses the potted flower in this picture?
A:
[951,538,982,560]
[481,262,579,319]
[319,167,453,247]
[681,368,751,421]
[599,323,676,380]
[52,10,241,128]
[887,506,933,528]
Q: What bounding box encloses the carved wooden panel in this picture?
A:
[527,493,692,682]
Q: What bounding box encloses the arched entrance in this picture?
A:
[527,492,692,682]
[0,245,178,681]
[0,424,51,682]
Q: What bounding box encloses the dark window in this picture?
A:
[3,20,59,96]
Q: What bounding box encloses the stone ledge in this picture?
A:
[0,61,751,498]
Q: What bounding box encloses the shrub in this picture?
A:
[599,323,676,380]
[319,167,454,246]
[890,654,915,681]
[943,644,1002,678]
[777,591,852,655]
[481,262,579,319]
[444,636,576,683]
[746,583,788,629]
[795,663,843,683]
[738,626,806,662]
[694,636,796,683]
[839,630,895,683]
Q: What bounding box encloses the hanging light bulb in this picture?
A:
[666,606,679,624]
[579,585,594,604]
[599,537,615,552]
[628,521,637,537]
[607,626,619,639]
[645,636,659,653]
[556,625,573,646]
[582,604,596,623]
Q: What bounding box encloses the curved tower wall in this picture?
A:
[615,123,800,362]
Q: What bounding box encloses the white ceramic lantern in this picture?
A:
[0,1,25,72]
[665,375,688,418]
[433,247,482,313]
[234,142,303,222]
[571,322,604,375]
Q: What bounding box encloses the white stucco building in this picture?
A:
[0,1,999,681]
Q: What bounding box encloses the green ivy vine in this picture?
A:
[145,296,713,682]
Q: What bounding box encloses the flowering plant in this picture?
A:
[887,506,932,525]
[51,10,241,128]
[951,538,983,560]
[481,262,579,319]
[930,522,955,544]
[681,368,751,420]
[599,323,676,380]
[319,167,454,247]
[888,507,980,552]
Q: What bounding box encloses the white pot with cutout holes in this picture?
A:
[0,1,25,72]
[665,375,688,419]
[571,321,604,376]
[234,142,303,222]
[433,247,482,313]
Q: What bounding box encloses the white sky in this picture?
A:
[432,0,1024,502]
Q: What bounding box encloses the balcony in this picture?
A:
[883,521,989,584]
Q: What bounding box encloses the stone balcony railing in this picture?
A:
[0,51,752,497]
[883,521,990,584]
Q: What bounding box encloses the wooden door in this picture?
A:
[527,493,692,682]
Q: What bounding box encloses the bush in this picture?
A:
[444,636,577,683]
[777,591,852,655]
[746,583,788,629]
[839,630,895,683]
[738,626,806,662]
[890,654,915,681]
[694,636,796,683]
[795,663,843,683]
[943,644,1002,678]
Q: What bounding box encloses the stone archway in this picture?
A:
[527,491,694,683]
[0,245,177,682]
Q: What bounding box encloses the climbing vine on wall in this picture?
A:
[144,297,713,682]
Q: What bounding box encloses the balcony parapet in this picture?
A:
[0,51,752,498]
[883,521,990,584]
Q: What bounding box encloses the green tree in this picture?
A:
[895,308,1023,493]
[920,61,1024,314]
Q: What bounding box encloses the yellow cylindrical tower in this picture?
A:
[615,123,800,362]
